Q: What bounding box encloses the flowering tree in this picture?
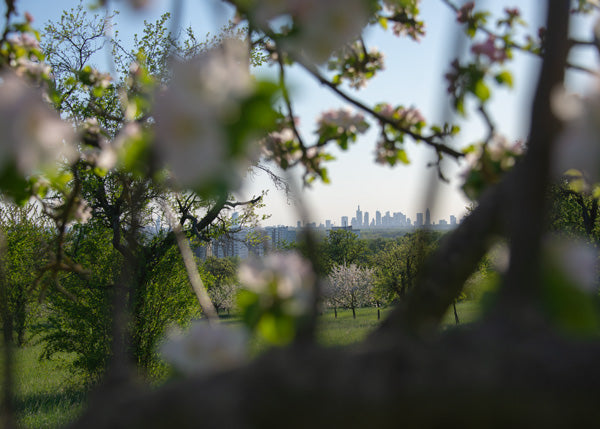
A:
[326,263,374,319]
[2,0,600,427]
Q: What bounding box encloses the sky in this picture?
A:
[7,0,600,227]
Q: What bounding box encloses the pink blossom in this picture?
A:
[316,108,369,135]
[457,2,475,23]
[471,36,508,63]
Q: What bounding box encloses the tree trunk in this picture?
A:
[352,307,356,319]
[334,306,337,319]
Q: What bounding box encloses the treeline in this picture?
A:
[3,188,592,383]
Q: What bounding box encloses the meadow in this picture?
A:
[8,302,481,428]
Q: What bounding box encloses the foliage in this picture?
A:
[322,229,368,271]
[0,203,52,346]
[32,223,120,381]
[371,230,441,303]
[548,176,600,242]
[203,256,240,315]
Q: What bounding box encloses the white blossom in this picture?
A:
[248,0,370,64]
[239,252,314,315]
[325,263,374,316]
[153,39,254,188]
[553,86,600,182]
[0,73,76,176]
[282,0,371,64]
[546,237,599,293]
[7,33,40,50]
[160,321,249,376]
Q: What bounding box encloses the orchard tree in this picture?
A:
[0,203,52,346]
[3,0,600,428]
[27,3,268,376]
[372,230,441,302]
[326,263,374,319]
[323,229,368,270]
[548,172,600,241]
[203,256,240,315]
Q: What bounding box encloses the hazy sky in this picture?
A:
[9,0,599,226]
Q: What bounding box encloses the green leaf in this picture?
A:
[379,17,388,30]
[474,80,491,103]
[396,149,410,164]
[495,70,513,88]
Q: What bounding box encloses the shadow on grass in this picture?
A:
[15,386,87,417]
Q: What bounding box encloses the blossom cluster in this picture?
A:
[373,103,426,165]
[552,88,600,184]
[377,103,425,129]
[2,23,51,82]
[471,36,508,64]
[456,2,475,23]
[316,108,369,141]
[381,0,425,42]
[153,39,258,190]
[241,0,371,63]
[260,118,302,169]
[238,252,314,317]
[461,135,524,200]
[328,41,385,90]
[160,321,249,376]
[237,252,315,344]
[0,73,76,177]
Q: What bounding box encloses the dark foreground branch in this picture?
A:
[70,326,600,428]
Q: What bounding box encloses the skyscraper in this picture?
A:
[376,211,382,226]
[425,208,431,226]
[341,216,348,227]
[416,212,424,227]
[356,205,363,227]
[363,212,369,228]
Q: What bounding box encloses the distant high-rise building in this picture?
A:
[363,212,369,228]
[297,220,301,228]
[383,211,391,226]
[450,215,457,225]
[356,206,363,227]
[326,219,332,229]
[376,211,382,226]
[416,212,424,227]
[341,216,349,227]
[425,208,431,226]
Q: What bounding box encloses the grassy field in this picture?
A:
[7,301,481,428]
[6,344,87,428]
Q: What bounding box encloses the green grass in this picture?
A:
[7,300,481,427]
[7,343,86,429]
[317,307,393,346]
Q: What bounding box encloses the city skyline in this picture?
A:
[279,204,461,229]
